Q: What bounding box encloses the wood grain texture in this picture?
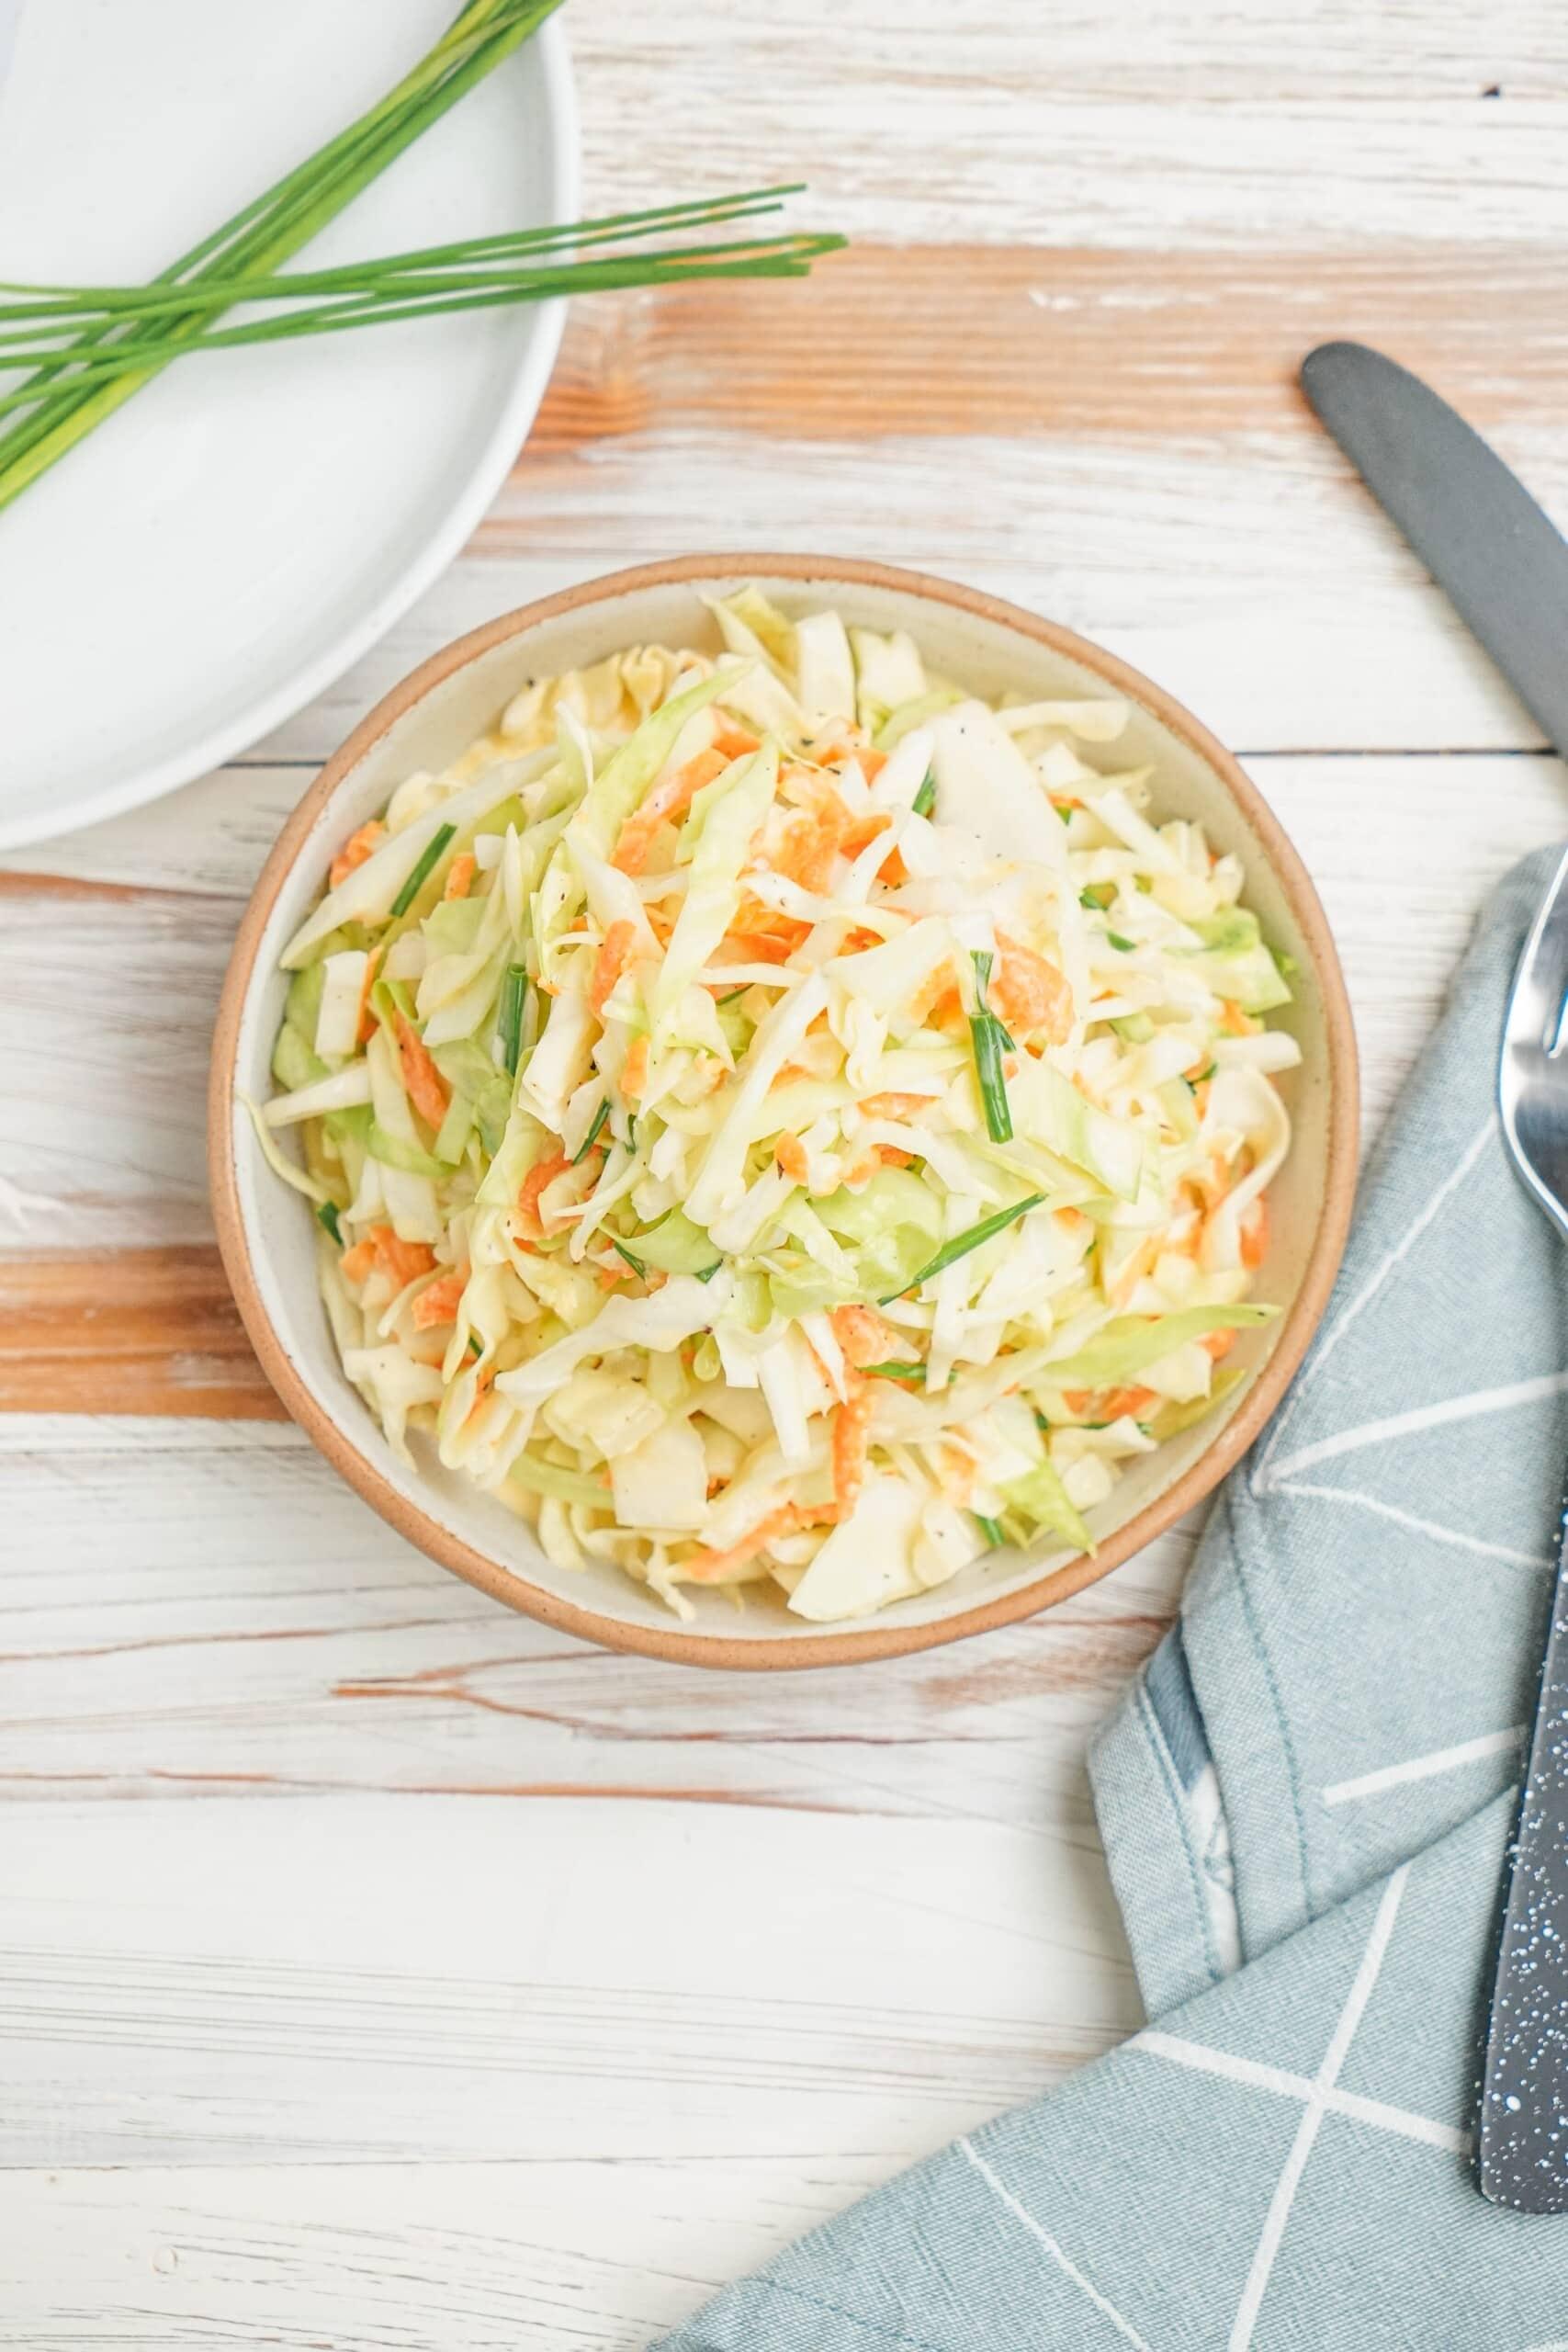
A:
[0,1247,280,1417]
[532,247,1568,453]
[0,1411,1184,1819]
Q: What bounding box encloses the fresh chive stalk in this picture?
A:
[316,1200,343,1244]
[975,1514,1005,1548]
[0,1,568,512]
[969,951,1013,1143]
[860,1361,928,1382]
[612,1238,647,1277]
[389,822,456,917]
[880,1193,1043,1304]
[0,232,846,415]
[911,766,936,818]
[574,1098,611,1162]
[1107,933,1135,953]
[497,963,528,1076]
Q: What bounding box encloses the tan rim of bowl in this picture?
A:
[209,553,1359,1670]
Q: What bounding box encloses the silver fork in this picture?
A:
[1482,843,1568,2208]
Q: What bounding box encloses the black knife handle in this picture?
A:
[1479,1468,1568,2209]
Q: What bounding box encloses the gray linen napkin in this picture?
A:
[656,847,1568,2350]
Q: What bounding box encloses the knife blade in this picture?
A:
[1299,340,1568,764]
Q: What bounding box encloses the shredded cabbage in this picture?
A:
[257,593,1299,1623]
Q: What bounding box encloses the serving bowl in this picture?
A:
[209,555,1358,1668]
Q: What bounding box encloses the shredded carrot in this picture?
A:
[366,1226,437,1287]
[1063,1384,1159,1420]
[590,919,640,1016]
[840,1147,882,1188]
[1201,1327,1238,1363]
[355,944,383,1046]
[992,933,1074,1044]
[711,725,761,760]
[829,1305,905,1369]
[340,1238,377,1283]
[876,1145,914,1169]
[517,1151,572,1239]
[719,928,799,966]
[681,1503,801,1585]
[329,820,385,889]
[1219,999,1260,1037]
[1240,1193,1269,1270]
[859,1091,936,1120]
[611,746,728,875]
[840,809,892,858]
[774,1133,809,1182]
[823,1380,874,1524]
[621,1035,649,1102]
[908,958,964,1029]
[442,852,476,902]
[411,1272,467,1330]
[850,747,887,783]
[392,1010,449,1130]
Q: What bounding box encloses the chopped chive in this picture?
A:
[1079,885,1113,910]
[880,1192,1043,1304]
[1106,932,1135,952]
[695,1261,724,1283]
[626,1113,637,1149]
[911,766,936,818]
[1195,1062,1215,1083]
[468,1334,483,1360]
[316,1201,343,1244]
[574,1098,611,1162]
[612,1238,647,1277]
[1055,800,1075,823]
[861,1361,927,1382]
[975,1513,1005,1548]
[717,986,750,1005]
[969,953,1011,1142]
[497,962,528,1075]
[389,821,455,917]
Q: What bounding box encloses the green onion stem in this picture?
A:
[498,963,528,1076]
[0,238,844,413]
[880,1193,1043,1305]
[389,823,456,918]
[0,185,809,322]
[573,1098,611,1162]
[968,952,1013,1144]
[0,0,563,510]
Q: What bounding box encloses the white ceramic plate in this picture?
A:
[0,0,576,850]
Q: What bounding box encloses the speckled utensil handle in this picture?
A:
[1479,1476,1568,2211]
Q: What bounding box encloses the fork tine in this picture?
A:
[1505,842,1568,1056]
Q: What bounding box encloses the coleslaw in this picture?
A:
[256,591,1297,1622]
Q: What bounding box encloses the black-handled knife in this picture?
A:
[1301,338,1568,2211]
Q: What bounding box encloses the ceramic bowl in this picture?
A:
[209,555,1358,1668]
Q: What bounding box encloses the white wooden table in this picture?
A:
[5,5,1567,2341]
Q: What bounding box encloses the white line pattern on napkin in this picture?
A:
[1228,1865,1409,2349]
[957,2138,1154,2350]
[1134,2031,1469,2154]
[1322,1727,1525,1808]
[1251,1114,1497,1492]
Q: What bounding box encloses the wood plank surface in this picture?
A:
[5,0,1568,2341]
